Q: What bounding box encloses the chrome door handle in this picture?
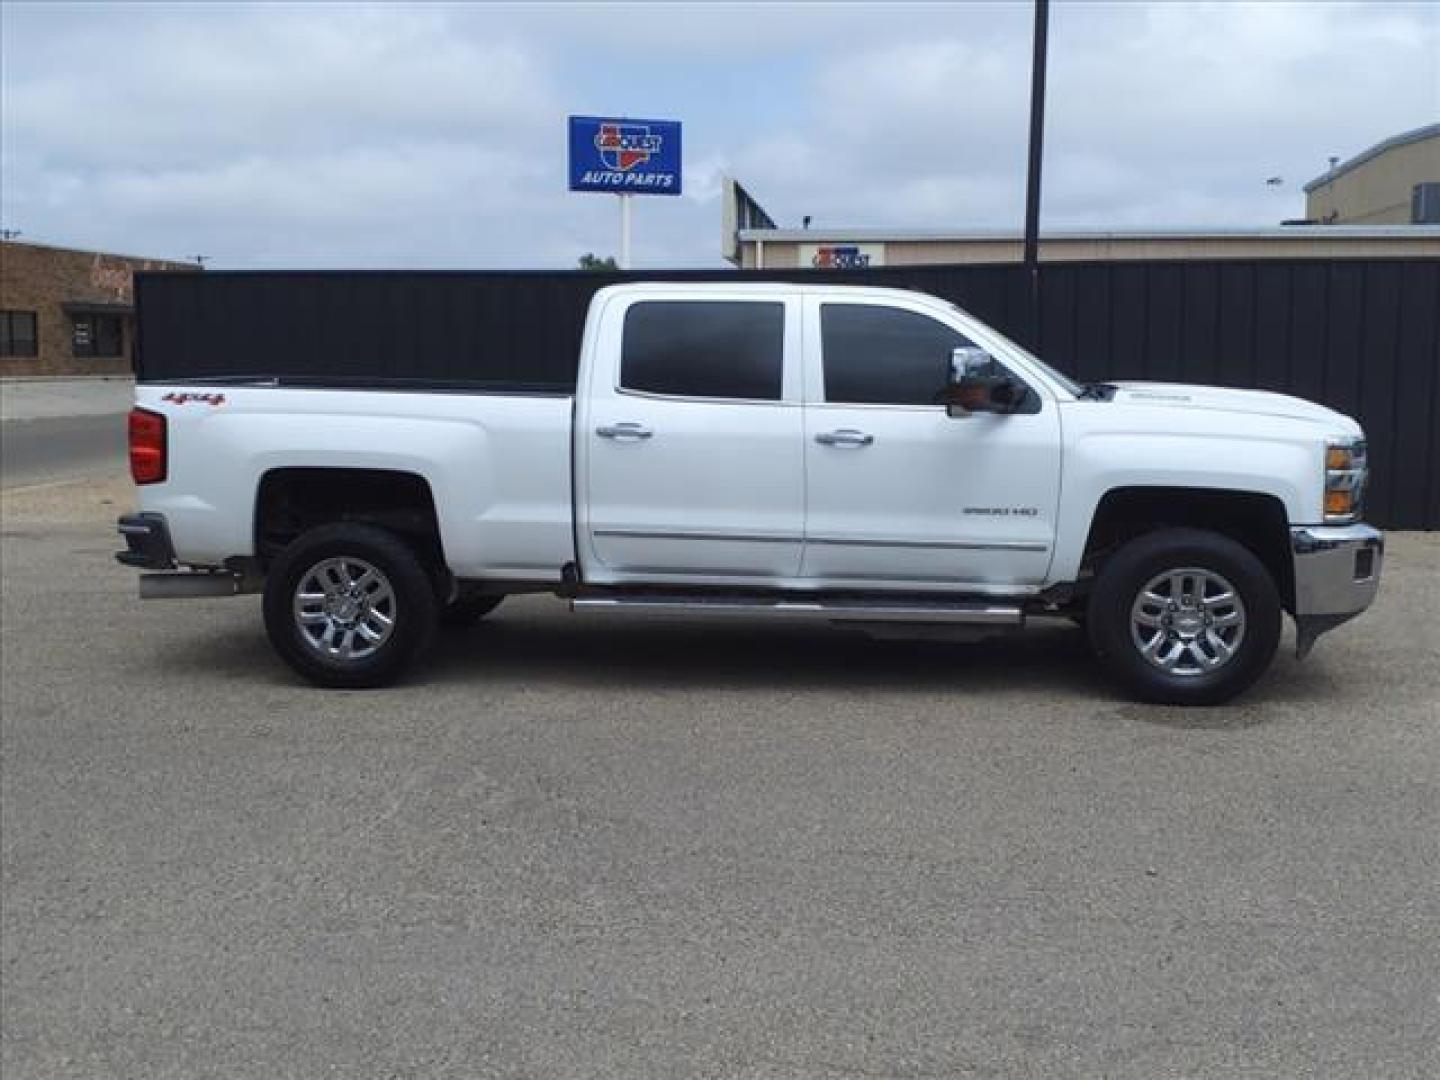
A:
[815,429,874,448]
[596,422,653,440]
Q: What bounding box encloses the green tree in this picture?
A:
[577,253,619,271]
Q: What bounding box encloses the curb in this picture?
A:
[1,376,135,385]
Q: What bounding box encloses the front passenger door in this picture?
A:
[800,297,1061,591]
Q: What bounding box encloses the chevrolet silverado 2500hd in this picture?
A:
[116,283,1382,704]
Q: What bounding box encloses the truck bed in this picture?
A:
[135,382,576,578]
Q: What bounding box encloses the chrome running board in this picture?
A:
[571,594,1024,626]
[139,572,242,599]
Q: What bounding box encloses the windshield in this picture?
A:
[947,303,1084,398]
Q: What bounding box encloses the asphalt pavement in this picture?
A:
[0,378,132,489]
[2,473,1438,1079]
[0,377,135,422]
[0,413,126,489]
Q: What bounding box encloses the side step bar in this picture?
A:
[571,595,1023,626]
[139,572,243,599]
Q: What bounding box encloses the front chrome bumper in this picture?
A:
[1290,523,1384,658]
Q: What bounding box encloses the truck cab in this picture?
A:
[576,284,1065,592]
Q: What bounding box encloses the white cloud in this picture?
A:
[2,1,1435,267]
[5,6,553,166]
[1041,0,1439,223]
[719,1,1438,234]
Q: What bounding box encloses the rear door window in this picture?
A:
[621,301,784,401]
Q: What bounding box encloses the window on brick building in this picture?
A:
[71,313,123,358]
[1,310,39,357]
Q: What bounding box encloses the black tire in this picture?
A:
[440,591,504,628]
[262,522,438,688]
[1087,527,1281,706]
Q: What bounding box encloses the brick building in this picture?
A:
[0,240,201,376]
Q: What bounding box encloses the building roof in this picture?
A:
[736,225,1440,243]
[1303,122,1440,194]
[0,237,201,268]
[61,300,136,316]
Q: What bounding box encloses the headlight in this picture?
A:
[1324,437,1367,523]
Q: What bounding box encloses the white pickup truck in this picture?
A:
[117,282,1382,704]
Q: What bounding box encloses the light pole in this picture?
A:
[1023,0,1050,310]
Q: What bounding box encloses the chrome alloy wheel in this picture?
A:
[1129,567,1246,676]
[292,556,397,661]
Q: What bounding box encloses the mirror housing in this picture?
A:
[944,346,1025,417]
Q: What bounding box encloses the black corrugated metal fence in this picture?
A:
[135,258,1440,528]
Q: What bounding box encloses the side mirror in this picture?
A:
[945,346,1024,417]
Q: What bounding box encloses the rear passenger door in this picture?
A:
[578,292,805,584]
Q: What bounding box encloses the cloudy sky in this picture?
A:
[2,1,1436,269]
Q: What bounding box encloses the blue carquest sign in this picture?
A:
[568,116,682,196]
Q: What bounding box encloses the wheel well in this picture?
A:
[1081,487,1294,612]
[254,468,445,572]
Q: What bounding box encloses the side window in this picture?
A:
[71,313,124,359]
[0,310,39,358]
[621,301,784,401]
[821,303,971,406]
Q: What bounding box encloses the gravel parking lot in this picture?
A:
[3,471,1438,1079]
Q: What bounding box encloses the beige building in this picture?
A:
[1304,122,1440,225]
[0,240,201,376]
[727,224,1440,270]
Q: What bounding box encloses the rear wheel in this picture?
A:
[263,523,438,688]
[1087,528,1280,705]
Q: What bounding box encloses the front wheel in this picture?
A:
[1087,528,1281,705]
[262,523,438,688]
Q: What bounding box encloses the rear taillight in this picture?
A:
[128,407,167,484]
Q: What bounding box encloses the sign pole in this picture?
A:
[618,194,633,270]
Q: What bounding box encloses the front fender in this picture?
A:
[1050,430,1316,583]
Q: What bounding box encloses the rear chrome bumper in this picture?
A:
[116,512,261,598]
[1290,523,1384,658]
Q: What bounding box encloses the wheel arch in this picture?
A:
[1078,486,1295,613]
[253,467,446,575]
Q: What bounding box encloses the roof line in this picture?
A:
[1303,122,1440,193]
[0,237,202,268]
[737,225,1440,242]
